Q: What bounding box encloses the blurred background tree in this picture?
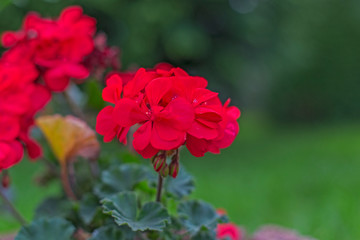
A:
[1,0,359,124]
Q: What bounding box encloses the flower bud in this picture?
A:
[166,150,176,157]
[151,155,156,164]
[169,160,179,178]
[171,152,179,162]
[153,154,166,172]
[161,164,169,177]
[1,173,10,188]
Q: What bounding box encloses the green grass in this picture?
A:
[183,114,360,240]
[0,161,60,233]
[2,114,360,239]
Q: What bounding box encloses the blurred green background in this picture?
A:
[1,0,360,239]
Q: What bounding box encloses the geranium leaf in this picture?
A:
[15,218,75,240]
[36,115,100,165]
[101,192,170,231]
[89,226,125,240]
[178,200,220,237]
[95,164,151,198]
[79,194,101,225]
[34,197,73,219]
[165,167,195,199]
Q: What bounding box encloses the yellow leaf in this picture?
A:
[36,115,100,165]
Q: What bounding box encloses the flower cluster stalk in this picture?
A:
[156,174,163,202]
[0,187,27,226]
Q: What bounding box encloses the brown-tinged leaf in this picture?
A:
[36,115,100,164]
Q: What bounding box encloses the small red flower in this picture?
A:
[216,223,243,240]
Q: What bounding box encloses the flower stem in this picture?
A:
[156,174,163,202]
[60,163,78,201]
[0,187,27,226]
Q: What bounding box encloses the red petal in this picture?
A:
[145,77,172,106]
[133,121,152,151]
[0,116,20,141]
[44,69,70,92]
[123,68,157,98]
[113,98,147,127]
[192,88,219,106]
[59,6,83,25]
[136,143,159,159]
[151,126,185,150]
[1,32,19,47]
[186,135,208,157]
[153,120,184,141]
[160,97,194,131]
[187,121,219,140]
[0,141,23,170]
[28,84,51,113]
[96,106,117,142]
[102,74,123,104]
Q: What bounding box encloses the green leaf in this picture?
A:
[178,200,220,236]
[85,79,105,110]
[89,226,127,240]
[165,167,195,199]
[79,194,101,225]
[101,192,170,231]
[15,218,75,240]
[34,197,73,219]
[192,227,216,240]
[95,164,151,198]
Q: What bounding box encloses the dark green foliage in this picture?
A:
[178,200,224,238]
[94,164,151,198]
[165,167,195,199]
[15,218,75,240]
[101,191,170,231]
[89,225,135,240]
[79,194,101,225]
[34,197,73,220]
[15,153,223,239]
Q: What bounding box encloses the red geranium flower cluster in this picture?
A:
[96,64,240,159]
[1,6,118,92]
[0,60,50,171]
[0,6,119,172]
[216,209,243,240]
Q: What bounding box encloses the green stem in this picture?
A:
[0,187,27,226]
[60,163,78,201]
[156,174,163,202]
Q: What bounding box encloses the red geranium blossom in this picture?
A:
[216,223,243,240]
[0,6,119,172]
[96,64,240,162]
[1,6,96,92]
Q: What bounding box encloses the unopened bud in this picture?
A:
[151,156,156,164]
[153,154,166,172]
[169,160,179,178]
[166,150,176,157]
[1,173,10,188]
[161,164,169,177]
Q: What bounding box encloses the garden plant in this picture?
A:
[0,6,315,240]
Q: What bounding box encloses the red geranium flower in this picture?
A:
[1,6,96,92]
[216,223,243,240]
[96,65,240,162]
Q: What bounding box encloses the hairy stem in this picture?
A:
[156,174,163,202]
[60,163,78,201]
[0,187,27,226]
